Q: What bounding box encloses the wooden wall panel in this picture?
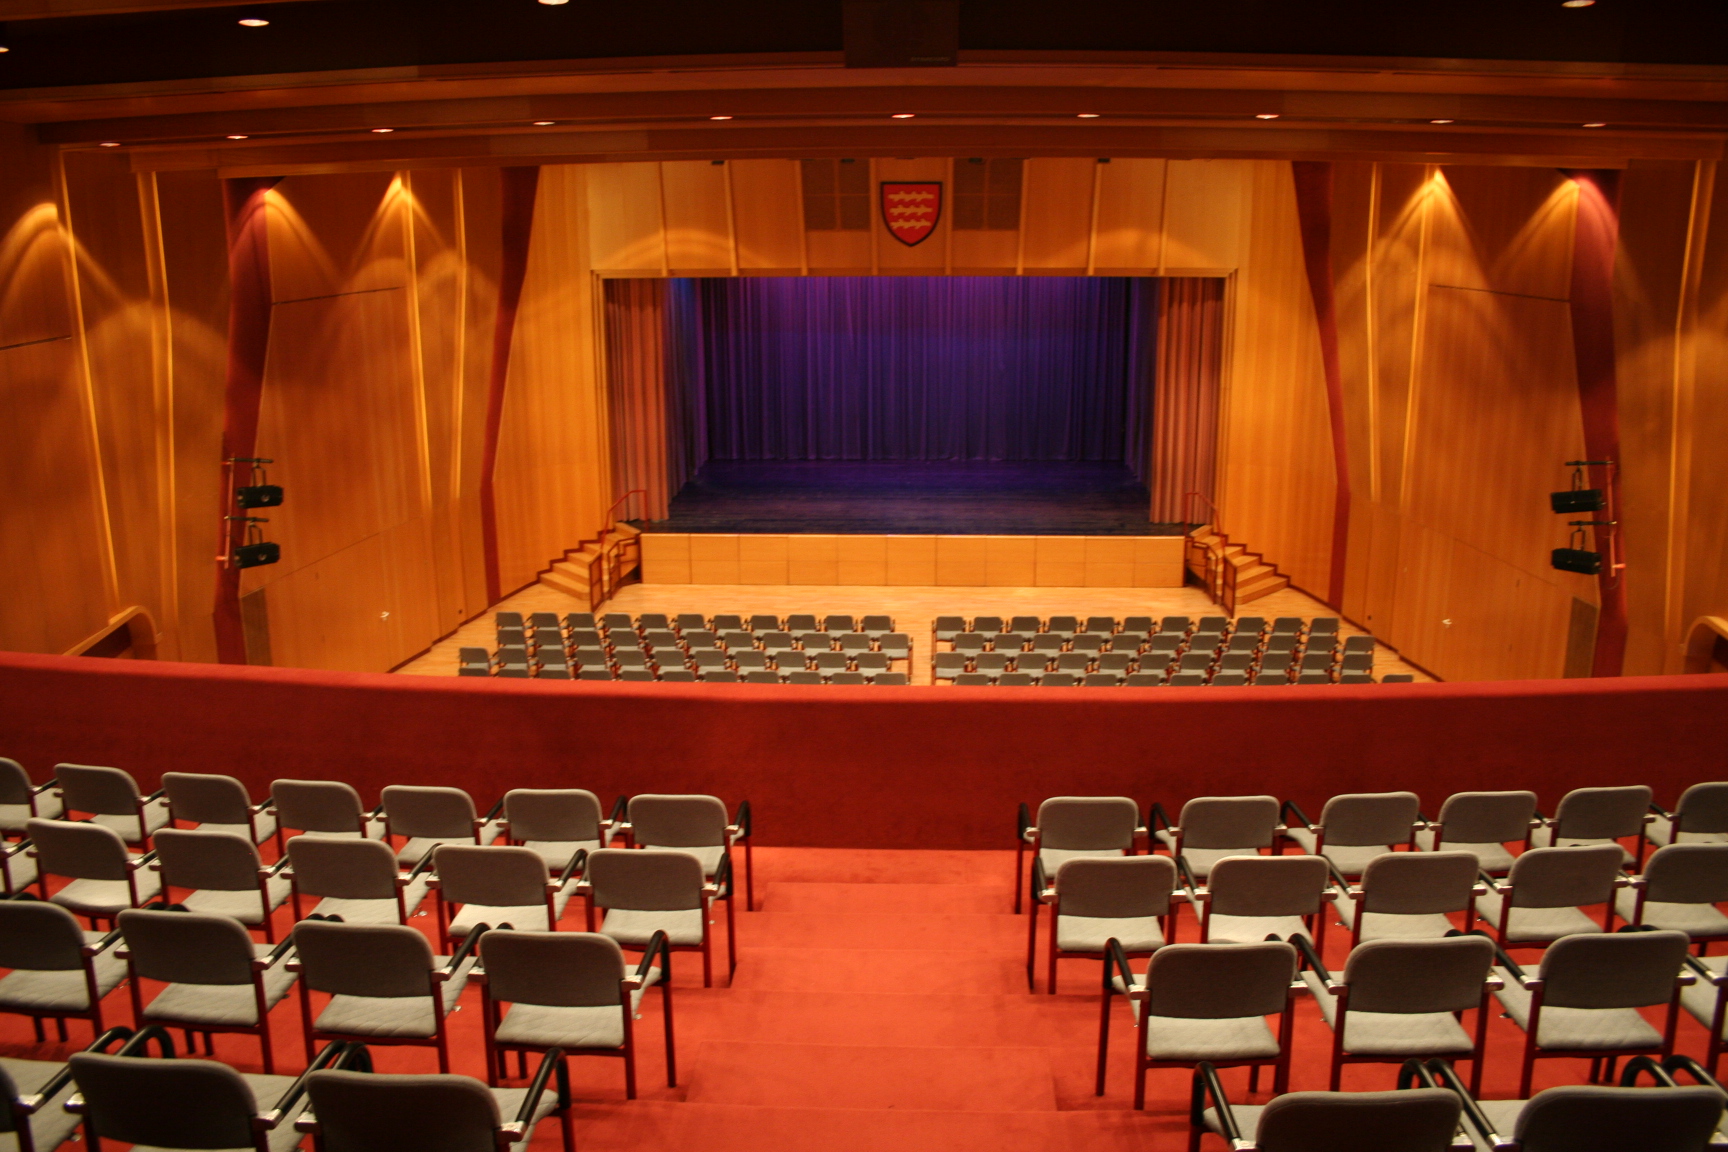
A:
[1423,166,1576,302]
[1680,167,1728,672]
[1020,158,1094,272]
[265,172,403,302]
[1163,160,1250,273]
[728,160,802,273]
[661,160,732,272]
[454,168,501,630]
[585,162,665,274]
[1093,157,1166,272]
[806,229,872,273]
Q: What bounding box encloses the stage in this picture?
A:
[652,461,1174,536]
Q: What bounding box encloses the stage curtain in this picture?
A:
[602,279,706,522]
[696,276,1140,461]
[1149,277,1225,524]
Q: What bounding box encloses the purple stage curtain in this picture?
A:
[692,277,1144,462]
[1149,278,1225,524]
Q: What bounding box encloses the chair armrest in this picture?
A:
[708,850,733,898]
[1148,802,1175,835]
[142,788,167,803]
[403,853,438,884]
[1280,799,1316,831]
[1420,1058,1508,1151]
[1175,855,1202,898]
[261,934,298,969]
[439,924,487,977]
[1030,855,1051,905]
[117,1025,176,1058]
[26,1026,137,1110]
[556,848,588,888]
[1684,954,1728,986]
[1324,859,1354,895]
[4,838,32,862]
[627,929,670,988]
[263,855,292,878]
[608,794,629,828]
[510,1047,566,1129]
[1618,1055,1679,1087]
[1103,937,1143,998]
[1665,1053,1728,1089]
[1189,1063,1243,1146]
[480,798,505,825]
[30,778,57,797]
[731,799,751,841]
[1474,930,1529,985]
[130,850,159,870]
[1649,802,1675,819]
[82,926,124,958]
[260,1040,350,1127]
[1290,933,1334,985]
[1017,801,1032,843]
[1478,870,1508,894]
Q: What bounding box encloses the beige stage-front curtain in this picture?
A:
[1150,277,1224,524]
[602,278,707,522]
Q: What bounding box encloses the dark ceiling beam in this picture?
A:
[0,0,318,17]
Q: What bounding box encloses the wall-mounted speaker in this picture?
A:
[234,542,280,568]
[1551,547,1601,576]
[1550,488,1604,514]
[236,484,284,508]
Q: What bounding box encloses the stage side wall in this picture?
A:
[2,651,1723,849]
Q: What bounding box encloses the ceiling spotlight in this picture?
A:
[237,14,269,26]
[226,134,249,140]
[1583,122,1607,128]
[891,113,915,119]
[538,0,569,5]
[1255,113,1280,120]
[1561,0,1595,7]
[709,115,733,121]
[371,127,394,133]
[1077,113,1100,119]
[532,121,555,126]
[1430,119,1455,124]
[99,141,120,147]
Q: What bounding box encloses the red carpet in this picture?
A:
[1,845,1713,1150]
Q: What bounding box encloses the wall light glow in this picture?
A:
[891,113,915,119]
[1255,113,1279,120]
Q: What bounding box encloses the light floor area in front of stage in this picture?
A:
[395,581,1435,683]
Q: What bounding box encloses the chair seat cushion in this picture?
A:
[1356,910,1461,942]
[306,874,430,925]
[0,1056,84,1152]
[1647,816,1728,849]
[449,879,577,937]
[1414,832,1516,874]
[1056,915,1164,954]
[1532,828,1636,864]
[1494,970,1665,1051]
[1,849,39,893]
[143,953,297,1027]
[1162,844,1261,879]
[0,793,64,832]
[1038,847,1125,874]
[1141,1012,1281,1061]
[292,821,386,843]
[1680,956,1728,1036]
[600,908,704,947]
[1203,913,1311,945]
[396,823,503,867]
[495,976,657,1050]
[1615,891,1728,936]
[488,1085,561,1152]
[1475,891,1602,943]
[640,843,724,876]
[0,937,125,1012]
[196,809,279,845]
[89,797,172,845]
[183,873,292,925]
[523,839,601,871]
[312,958,473,1038]
[1303,971,1474,1056]
[51,872,162,918]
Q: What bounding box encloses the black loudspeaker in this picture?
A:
[236,484,284,508]
[1550,488,1604,514]
[1551,547,1601,576]
[234,542,280,569]
[843,0,959,68]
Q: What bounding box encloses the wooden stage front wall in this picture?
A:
[638,534,1185,588]
[2,649,1723,850]
[5,121,1728,686]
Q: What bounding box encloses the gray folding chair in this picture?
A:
[290,919,480,1072]
[54,764,170,848]
[1295,932,1498,1093]
[1617,843,1728,945]
[1416,791,1539,875]
[1153,795,1283,880]
[163,771,278,847]
[1027,855,1178,993]
[1459,1078,1728,1152]
[1681,950,1728,1075]
[1190,1068,1465,1152]
[1333,851,1483,946]
[152,828,292,941]
[0,1026,107,1152]
[1648,782,1728,849]
[0,898,125,1043]
[1099,939,1300,1109]
[285,836,432,926]
[270,779,384,846]
[0,758,62,837]
[118,908,297,1073]
[431,844,582,949]
[1193,854,1333,947]
[1476,845,1626,947]
[503,788,620,872]
[580,848,734,987]
[299,1058,575,1152]
[1,836,37,896]
[1283,792,1422,877]
[479,929,675,1097]
[623,793,754,911]
[26,817,161,928]
[1015,796,1144,914]
[1534,785,1653,867]
[1490,928,1691,1097]
[381,785,504,867]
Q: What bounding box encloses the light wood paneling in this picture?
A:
[1679,166,1728,674]
[729,159,803,273]
[585,162,665,273]
[1093,157,1167,272]
[1423,166,1576,302]
[661,160,732,272]
[1163,160,1251,273]
[1020,158,1094,272]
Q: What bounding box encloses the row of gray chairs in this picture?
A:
[934,613,1341,642]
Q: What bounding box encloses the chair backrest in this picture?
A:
[1674,782,1728,835]
[503,788,603,844]
[1145,941,1296,1020]
[293,920,436,998]
[383,786,477,839]
[118,908,256,986]
[628,794,728,848]
[272,779,368,835]
[1206,854,1329,918]
[585,848,703,912]
[1505,844,1624,909]
[433,844,545,908]
[1359,851,1479,916]
[0,757,33,806]
[55,763,141,816]
[1551,785,1653,841]
[307,1069,508,1152]
[0,898,88,971]
[1055,856,1176,920]
[161,772,253,826]
[1642,843,1728,905]
[27,816,130,880]
[1177,795,1280,850]
[1316,792,1421,847]
[1340,935,1495,1015]
[70,1052,262,1149]
[1539,929,1690,1010]
[153,828,261,892]
[1254,1088,1463,1152]
[287,836,400,900]
[1512,1084,1727,1152]
[1035,796,1139,851]
[482,929,626,1008]
[1434,790,1537,845]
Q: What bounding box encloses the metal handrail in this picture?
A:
[604,489,648,525]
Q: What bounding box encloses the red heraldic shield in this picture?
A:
[881,182,942,246]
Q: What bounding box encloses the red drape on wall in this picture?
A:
[1149,278,1224,524]
[604,278,674,522]
[479,166,540,604]
[1291,161,1352,608]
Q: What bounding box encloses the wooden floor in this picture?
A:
[395,580,1436,684]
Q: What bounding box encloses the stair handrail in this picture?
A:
[1182,490,1220,534]
[604,488,649,527]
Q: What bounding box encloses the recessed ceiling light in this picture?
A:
[538,0,568,5]
[1077,113,1100,119]
[1562,0,1595,7]
[1255,113,1280,120]
[100,141,120,147]
[891,113,915,119]
[372,127,394,133]
[532,121,555,126]
[709,115,732,121]
[227,134,249,140]
[237,16,269,27]
[1430,119,1455,124]
[1583,122,1607,128]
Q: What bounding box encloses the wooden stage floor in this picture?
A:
[396,581,1434,684]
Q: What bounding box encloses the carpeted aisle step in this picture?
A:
[763,880,1009,915]
[684,1041,1059,1111]
[732,946,1027,994]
